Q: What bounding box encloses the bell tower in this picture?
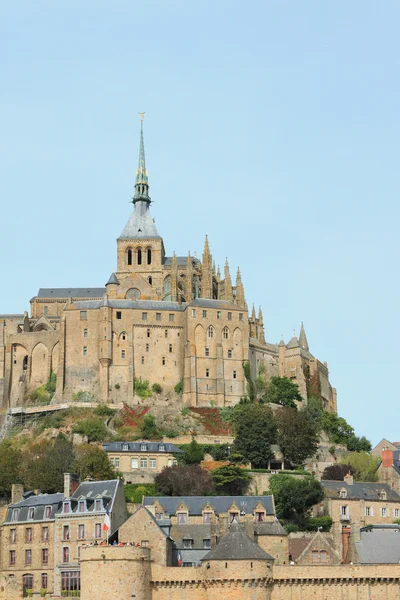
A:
[114,115,165,300]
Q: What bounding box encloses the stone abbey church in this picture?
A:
[0,122,337,412]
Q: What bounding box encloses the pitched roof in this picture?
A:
[143,495,274,516]
[189,298,240,310]
[321,480,400,502]
[103,441,183,454]
[119,206,160,240]
[164,256,201,267]
[286,336,299,349]
[254,519,287,536]
[106,273,120,285]
[203,523,273,561]
[355,525,400,563]
[35,288,105,299]
[72,299,185,311]
[4,493,64,524]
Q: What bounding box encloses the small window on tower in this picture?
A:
[137,248,142,265]
[156,313,161,321]
[142,312,148,321]
[233,370,237,379]
[148,276,153,285]
[228,349,232,358]
[162,357,166,366]
[203,310,207,318]
[80,311,87,321]
[146,344,149,352]
[205,347,210,357]
[83,346,87,356]
[116,311,122,320]
[217,311,221,319]
[147,248,152,265]
[228,312,232,321]
[169,344,173,353]
[141,356,145,364]
[127,248,132,265]
[121,350,126,359]
[206,369,209,377]
[239,313,243,321]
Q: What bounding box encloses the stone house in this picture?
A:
[288,530,341,565]
[0,474,127,598]
[102,440,183,484]
[314,474,400,558]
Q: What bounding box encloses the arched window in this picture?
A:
[147,247,152,265]
[127,248,132,266]
[223,327,229,340]
[207,326,214,338]
[137,248,142,265]
[163,276,171,300]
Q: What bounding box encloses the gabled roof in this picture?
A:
[286,336,299,349]
[203,523,273,561]
[321,480,400,502]
[144,495,274,516]
[103,441,183,453]
[254,519,287,536]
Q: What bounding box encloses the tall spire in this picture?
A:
[201,235,212,299]
[299,322,309,350]
[235,268,245,308]
[133,113,150,204]
[224,258,233,301]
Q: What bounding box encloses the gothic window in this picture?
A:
[147,248,152,265]
[207,326,214,338]
[163,276,171,300]
[137,248,142,265]
[223,327,229,340]
[127,248,132,266]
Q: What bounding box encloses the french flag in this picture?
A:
[103,507,111,532]
[177,551,182,567]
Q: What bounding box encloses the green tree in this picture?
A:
[22,434,75,493]
[233,403,277,468]
[320,412,354,446]
[72,418,108,442]
[269,474,324,526]
[155,464,214,496]
[264,376,303,408]
[140,414,161,440]
[301,397,324,430]
[242,360,255,401]
[275,408,319,467]
[211,464,251,495]
[346,435,372,452]
[73,445,118,481]
[340,452,379,482]
[0,441,22,498]
[181,439,205,465]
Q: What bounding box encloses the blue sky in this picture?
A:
[1,1,399,445]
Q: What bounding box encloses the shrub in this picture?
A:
[72,418,108,442]
[124,483,157,503]
[30,384,51,405]
[40,589,47,598]
[134,378,151,399]
[45,370,57,395]
[284,523,299,534]
[140,414,161,440]
[181,407,190,417]
[115,383,120,390]
[174,380,183,394]
[152,383,162,394]
[72,390,95,402]
[93,404,114,417]
[304,515,333,532]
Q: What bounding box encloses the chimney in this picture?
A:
[342,526,351,563]
[64,473,80,498]
[344,473,353,486]
[11,484,24,505]
[244,514,254,540]
[382,449,394,468]
[219,513,229,536]
[210,515,218,548]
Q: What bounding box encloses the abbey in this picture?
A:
[0,121,337,411]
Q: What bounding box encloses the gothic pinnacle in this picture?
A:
[299,321,309,351]
[133,114,150,203]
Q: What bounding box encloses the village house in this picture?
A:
[102,440,182,483]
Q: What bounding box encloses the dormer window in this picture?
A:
[122,443,129,451]
[141,444,147,452]
[339,489,347,499]
[78,500,86,513]
[45,506,52,519]
[28,507,35,520]
[255,511,265,522]
[95,499,102,512]
[177,512,188,524]
[183,537,193,549]
[159,445,165,452]
[63,501,71,514]
[229,512,239,523]
[379,490,387,500]
[12,509,19,521]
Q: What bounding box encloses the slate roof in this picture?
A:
[71,479,118,501]
[170,523,212,550]
[103,441,183,454]
[190,298,240,310]
[203,523,273,561]
[0,314,24,319]
[119,206,161,239]
[321,480,400,502]
[106,273,120,285]
[143,495,275,516]
[35,288,106,299]
[164,256,201,267]
[72,299,185,311]
[355,525,400,563]
[4,493,64,524]
[254,519,287,536]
